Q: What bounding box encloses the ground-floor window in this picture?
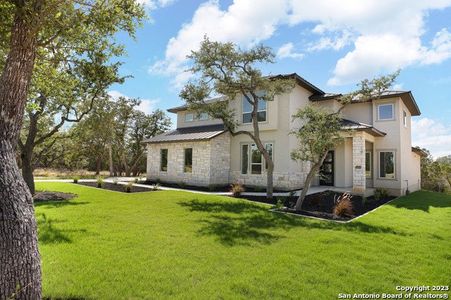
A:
[379,151,395,179]
[241,142,273,175]
[365,150,372,178]
[160,149,168,171]
[184,148,192,173]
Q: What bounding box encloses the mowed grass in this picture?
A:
[35,182,451,299]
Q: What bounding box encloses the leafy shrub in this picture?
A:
[73,176,80,183]
[274,198,285,209]
[124,182,133,193]
[134,178,139,183]
[374,188,389,201]
[230,183,245,197]
[333,193,354,217]
[152,183,160,191]
[96,177,104,188]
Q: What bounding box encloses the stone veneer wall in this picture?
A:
[209,133,231,185]
[230,162,310,191]
[352,134,366,194]
[146,133,230,186]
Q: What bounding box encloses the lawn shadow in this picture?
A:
[43,297,92,300]
[35,201,89,209]
[179,198,408,246]
[389,191,451,212]
[37,214,88,245]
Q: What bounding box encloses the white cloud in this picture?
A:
[308,30,354,51]
[277,42,304,59]
[108,90,160,115]
[151,0,451,87]
[149,0,290,87]
[412,117,451,158]
[422,28,451,64]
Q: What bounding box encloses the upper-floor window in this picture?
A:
[198,112,209,121]
[377,104,394,121]
[160,149,168,172]
[242,95,267,124]
[185,113,194,122]
[403,110,407,127]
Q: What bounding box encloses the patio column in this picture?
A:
[352,133,366,194]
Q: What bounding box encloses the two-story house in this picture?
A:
[144,73,424,196]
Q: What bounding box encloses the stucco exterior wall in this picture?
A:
[177,110,223,128]
[148,87,421,196]
[341,102,373,125]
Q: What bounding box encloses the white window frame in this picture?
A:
[198,112,209,121]
[377,103,394,121]
[378,150,396,179]
[242,96,267,124]
[240,142,273,175]
[403,110,407,127]
[185,113,194,122]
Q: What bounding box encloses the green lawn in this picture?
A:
[35,183,451,299]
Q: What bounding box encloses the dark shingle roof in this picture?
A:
[412,146,428,157]
[340,119,386,137]
[310,90,421,116]
[167,96,224,113]
[143,124,226,143]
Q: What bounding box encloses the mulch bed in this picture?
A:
[34,191,77,202]
[239,191,395,221]
[139,181,290,193]
[76,182,152,193]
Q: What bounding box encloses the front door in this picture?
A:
[320,151,334,186]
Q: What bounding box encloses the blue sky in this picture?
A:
[108,0,451,157]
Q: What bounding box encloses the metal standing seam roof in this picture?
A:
[340,119,386,137]
[143,124,227,143]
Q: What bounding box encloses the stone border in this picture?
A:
[269,196,400,224]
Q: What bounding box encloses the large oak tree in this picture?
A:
[0,0,144,298]
[180,37,294,199]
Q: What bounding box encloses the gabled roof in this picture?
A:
[269,73,325,95]
[167,96,224,113]
[310,90,421,116]
[340,119,386,137]
[166,73,325,114]
[412,146,428,157]
[143,124,226,143]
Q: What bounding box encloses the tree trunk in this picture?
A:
[266,158,274,200]
[294,151,329,211]
[108,143,114,176]
[249,97,274,200]
[95,157,101,175]
[0,141,41,299]
[0,3,43,298]
[21,149,36,195]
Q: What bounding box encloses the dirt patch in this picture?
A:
[34,191,77,202]
[239,191,395,221]
[77,182,152,193]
